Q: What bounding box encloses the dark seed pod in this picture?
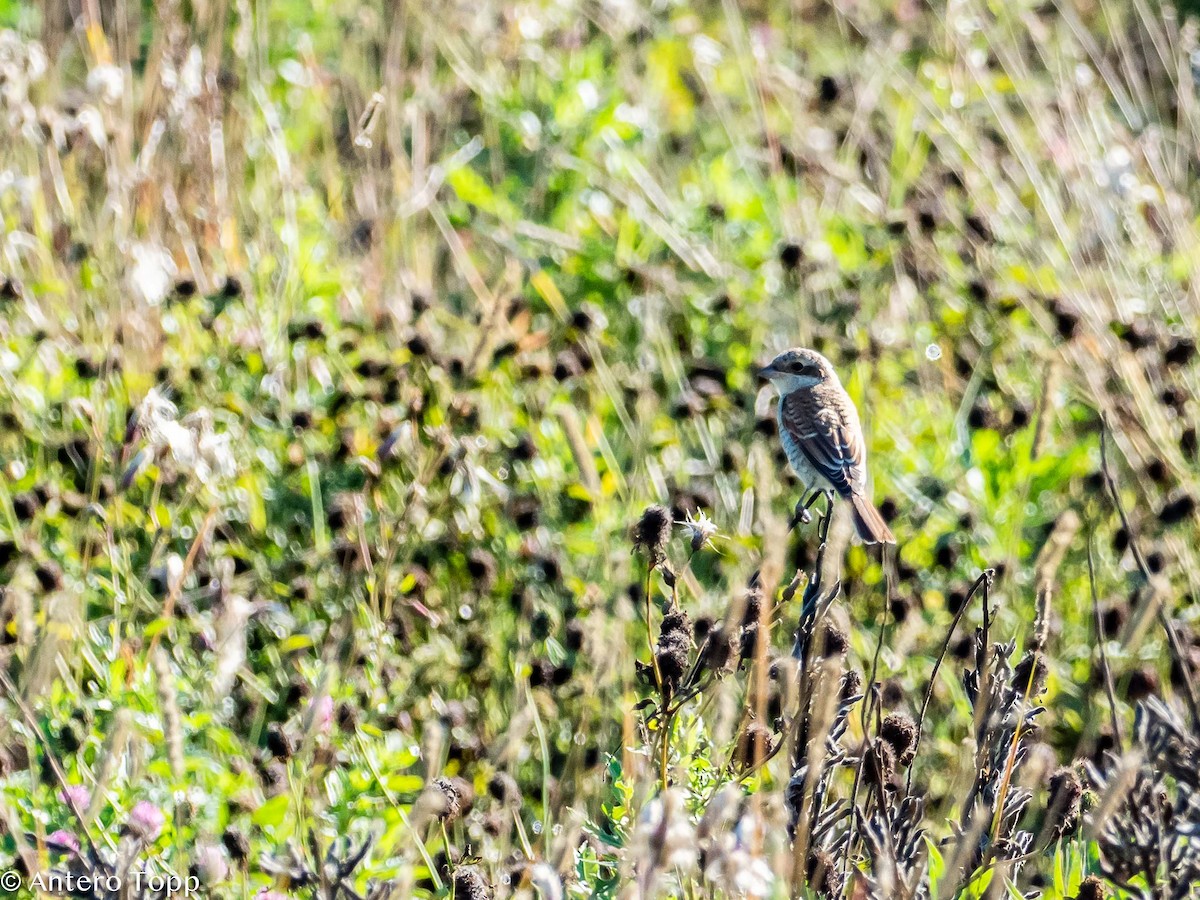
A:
[1051,299,1080,340]
[917,206,938,233]
[817,75,839,105]
[1158,493,1196,526]
[1126,667,1159,701]
[879,713,918,767]
[265,723,293,760]
[880,680,905,708]
[529,659,553,688]
[222,827,250,863]
[806,848,843,897]
[1182,427,1199,459]
[565,621,585,653]
[1145,458,1168,483]
[487,771,520,806]
[1046,766,1083,841]
[734,720,773,769]
[779,242,803,270]
[508,495,540,530]
[1164,336,1197,367]
[816,622,848,658]
[570,308,594,333]
[35,562,63,591]
[336,702,358,732]
[1074,876,1105,900]
[697,627,733,675]
[74,357,101,379]
[466,549,497,587]
[878,497,898,522]
[451,865,493,900]
[1099,603,1127,639]
[656,627,691,691]
[840,669,864,701]
[967,402,997,431]
[965,214,992,242]
[431,776,466,823]
[632,505,672,566]
[863,738,896,791]
[660,610,691,640]
[11,492,38,522]
[1013,652,1048,696]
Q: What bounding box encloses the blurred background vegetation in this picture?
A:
[1,0,1199,896]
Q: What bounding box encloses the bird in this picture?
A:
[759,347,895,545]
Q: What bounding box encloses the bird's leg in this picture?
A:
[788,490,824,531]
[816,490,835,543]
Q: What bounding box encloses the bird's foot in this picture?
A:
[788,494,819,531]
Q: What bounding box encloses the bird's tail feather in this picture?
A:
[850,494,896,545]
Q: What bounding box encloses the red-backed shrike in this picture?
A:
[759,348,895,545]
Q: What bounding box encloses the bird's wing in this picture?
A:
[779,389,866,497]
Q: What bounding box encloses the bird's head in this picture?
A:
[758,347,836,391]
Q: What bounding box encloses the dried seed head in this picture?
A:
[452,865,494,900]
[738,621,760,665]
[656,629,692,691]
[1099,602,1127,638]
[880,713,918,767]
[1013,651,1049,696]
[265,723,293,761]
[734,721,773,769]
[737,587,765,665]
[863,738,896,791]
[222,827,250,862]
[840,669,864,701]
[632,505,672,565]
[1126,667,1160,701]
[806,848,842,897]
[1074,875,1105,900]
[487,771,520,806]
[816,622,849,657]
[1046,766,1083,840]
[431,776,468,823]
[466,548,497,587]
[660,610,691,640]
[697,626,733,676]
[529,659,554,688]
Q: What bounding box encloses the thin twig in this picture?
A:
[1099,418,1200,727]
[907,569,995,793]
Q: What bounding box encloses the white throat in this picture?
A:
[770,373,825,393]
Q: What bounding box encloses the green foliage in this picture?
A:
[0,0,1198,897]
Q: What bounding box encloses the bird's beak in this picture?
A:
[757,364,778,380]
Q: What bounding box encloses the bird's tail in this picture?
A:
[850,494,896,545]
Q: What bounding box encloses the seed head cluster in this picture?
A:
[656,609,693,694]
[633,505,673,566]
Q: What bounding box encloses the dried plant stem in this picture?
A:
[908,569,994,792]
[989,654,1039,841]
[642,560,667,792]
[1087,526,1124,751]
[1099,419,1200,726]
[146,504,218,660]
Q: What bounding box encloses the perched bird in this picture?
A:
[759,348,895,545]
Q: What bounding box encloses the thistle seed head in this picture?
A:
[632,505,672,565]
[880,713,919,767]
